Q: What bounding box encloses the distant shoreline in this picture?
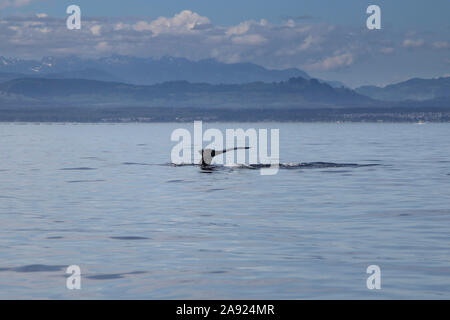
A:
[1,106,449,123]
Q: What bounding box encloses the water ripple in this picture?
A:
[86,271,147,280]
[60,167,97,171]
[0,264,66,273]
[110,236,150,240]
[66,179,106,183]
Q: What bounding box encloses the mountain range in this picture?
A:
[0,55,449,122]
[0,55,318,86]
[355,77,450,101]
[0,77,371,109]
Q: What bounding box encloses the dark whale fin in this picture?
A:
[200,147,250,165]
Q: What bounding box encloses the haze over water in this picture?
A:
[0,122,449,299]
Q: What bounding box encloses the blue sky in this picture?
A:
[0,0,449,86]
[3,0,449,29]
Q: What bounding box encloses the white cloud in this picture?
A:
[402,39,424,48]
[225,19,268,37]
[0,12,365,70]
[231,34,267,45]
[37,26,49,33]
[0,10,447,87]
[306,52,354,71]
[285,19,295,28]
[380,47,394,54]
[298,35,319,51]
[8,25,20,32]
[433,41,449,49]
[132,10,210,35]
[0,0,35,10]
[114,22,130,31]
[36,13,47,18]
[90,25,102,36]
[275,35,321,56]
[95,41,111,52]
[226,21,251,36]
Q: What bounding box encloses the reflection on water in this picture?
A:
[0,122,449,299]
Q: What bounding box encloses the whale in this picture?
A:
[200,147,250,166]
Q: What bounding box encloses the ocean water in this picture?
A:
[0,122,449,299]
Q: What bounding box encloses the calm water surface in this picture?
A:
[0,122,449,299]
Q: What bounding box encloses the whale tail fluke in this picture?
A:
[200,147,250,165]
[216,146,250,156]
